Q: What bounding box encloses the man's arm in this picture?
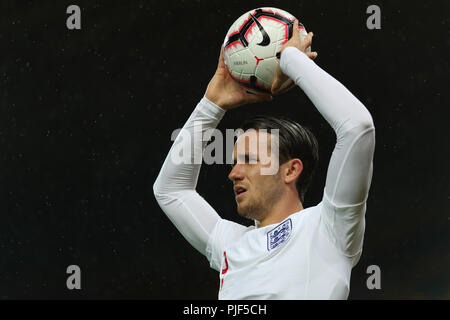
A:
[153,97,226,255]
[280,46,375,207]
[276,21,375,255]
[153,46,271,256]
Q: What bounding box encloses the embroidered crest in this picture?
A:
[267,219,292,251]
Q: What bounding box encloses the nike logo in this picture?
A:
[249,13,270,46]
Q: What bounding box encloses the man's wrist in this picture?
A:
[280,46,308,77]
[202,96,228,115]
[280,46,303,65]
[204,90,229,110]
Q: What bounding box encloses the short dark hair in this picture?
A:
[240,115,319,202]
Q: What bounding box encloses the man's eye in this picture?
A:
[246,155,257,164]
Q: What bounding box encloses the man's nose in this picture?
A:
[228,163,244,182]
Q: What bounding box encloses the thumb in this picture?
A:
[271,78,282,94]
[217,44,226,69]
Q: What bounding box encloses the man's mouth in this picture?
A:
[234,186,247,199]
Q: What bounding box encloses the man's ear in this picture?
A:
[284,159,303,184]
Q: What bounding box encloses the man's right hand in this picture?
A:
[205,45,273,110]
[271,19,318,95]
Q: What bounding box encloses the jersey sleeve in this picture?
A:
[153,97,228,257]
[280,47,375,257]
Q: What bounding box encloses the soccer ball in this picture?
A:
[223,7,309,94]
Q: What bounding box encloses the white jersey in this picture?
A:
[154,47,375,299]
[207,197,365,299]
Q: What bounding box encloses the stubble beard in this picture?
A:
[237,183,283,223]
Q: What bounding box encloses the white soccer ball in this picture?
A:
[223,7,309,94]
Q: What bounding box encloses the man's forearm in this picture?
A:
[152,97,226,255]
[280,47,374,136]
[153,97,226,195]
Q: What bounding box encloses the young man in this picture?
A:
[153,20,375,299]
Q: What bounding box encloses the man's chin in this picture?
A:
[236,204,245,216]
[237,203,258,220]
[236,204,249,218]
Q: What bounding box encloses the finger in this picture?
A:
[301,32,313,50]
[218,44,225,69]
[272,84,288,95]
[271,80,288,95]
[271,80,281,94]
[271,75,284,94]
[306,51,318,60]
[271,70,289,93]
[291,19,299,38]
[306,32,313,46]
[273,83,293,96]
[272,83,286,96]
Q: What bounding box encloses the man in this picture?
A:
[153,20,375,299]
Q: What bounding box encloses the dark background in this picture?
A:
[0,0,449,299]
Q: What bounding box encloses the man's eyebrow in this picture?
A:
[235,153,258,163]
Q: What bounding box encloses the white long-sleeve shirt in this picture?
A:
[153,47,375,299]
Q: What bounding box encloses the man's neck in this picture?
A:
[256,195,304,228]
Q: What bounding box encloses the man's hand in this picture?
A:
[205,45,273,110]
[271,20,318,95]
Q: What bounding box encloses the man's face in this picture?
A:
[228,129,283,221]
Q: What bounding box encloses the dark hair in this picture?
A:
[240,115,319,202]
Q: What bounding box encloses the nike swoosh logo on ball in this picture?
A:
[249,13,270,46]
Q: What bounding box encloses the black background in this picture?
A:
[0,0,449,299]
